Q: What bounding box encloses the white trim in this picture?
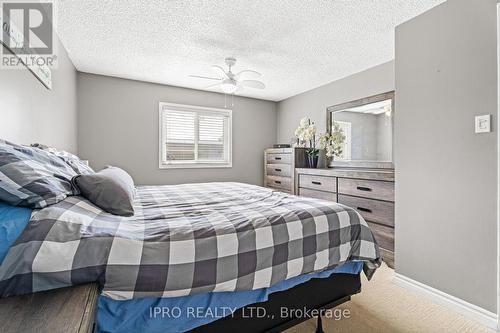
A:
[394,273,498,330]
[159,102,231,114]
[158,162,233,169]
[497,3,500,331]
[334,120,352,160]
[158,102,233,169]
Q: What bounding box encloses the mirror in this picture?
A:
[327,92,394,168]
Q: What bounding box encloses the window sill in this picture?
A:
[159,162,233,169]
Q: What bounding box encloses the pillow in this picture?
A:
[61,157,95,175]
[72,166,135,216]
[30,143,95,175]
[0,140,78,208]
[0,201,32,265]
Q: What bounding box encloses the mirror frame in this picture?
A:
[326,91,395,169]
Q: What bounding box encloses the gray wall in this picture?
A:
[77,73,277,186]
[0,40,77,152]
[276,61,394,144]
[395,0,497,312]
[334,111,393,162]
[334,111,379,161]
[376,113,392,161]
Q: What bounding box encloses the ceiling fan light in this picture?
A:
[220,81,237,94]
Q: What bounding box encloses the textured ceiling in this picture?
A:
[55,0,445,101]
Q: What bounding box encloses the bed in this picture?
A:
[0,178,380,332]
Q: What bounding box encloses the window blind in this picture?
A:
[198,114,226,161]
[164,111,196,161]
[160,104,231,166]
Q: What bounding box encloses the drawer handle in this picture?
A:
[357,186,372,192]
[357,207,372,213]
[312,181,322,185]
[275,180,282,184]
[275,157,282,160]
[275,169,282,172]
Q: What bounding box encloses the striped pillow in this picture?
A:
[0,140,78,208]
[30,143,95,175]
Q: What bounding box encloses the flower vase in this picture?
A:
[326,155,333,168]
[307,155,319,168]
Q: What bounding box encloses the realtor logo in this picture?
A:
[2,1,53,54]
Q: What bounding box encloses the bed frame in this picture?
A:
[0,273,360,333]
[189,273,361,333]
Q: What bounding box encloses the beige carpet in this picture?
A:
[285,263,495,333]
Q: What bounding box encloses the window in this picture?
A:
[334,121,352,160]
[159,102,232,168]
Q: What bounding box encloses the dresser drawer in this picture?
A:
[266,176,292,191]
[338,194,394,227]
[267,187,291,194]
[338,178,394,202]
[298,174,336,193]
[266,164,292,177]
[266,153,292,164]
[366,221,394,252]
[299,188,337,202]
[380,248,394,268]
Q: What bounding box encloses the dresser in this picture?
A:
[0,284,99,333]
[296,168,395,268]
[264,148,307,194]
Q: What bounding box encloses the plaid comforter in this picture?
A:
[0,182,380,300]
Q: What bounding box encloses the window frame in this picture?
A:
[158,102,232,169]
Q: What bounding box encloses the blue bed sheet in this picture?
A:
[97,261,363,333]
[0,201,32,265]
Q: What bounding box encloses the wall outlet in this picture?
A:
[475,115,491,133]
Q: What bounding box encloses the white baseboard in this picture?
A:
[393,273,498,330]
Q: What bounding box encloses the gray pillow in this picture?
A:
[72,166,135,216]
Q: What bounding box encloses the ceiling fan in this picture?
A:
[190,57,265,95]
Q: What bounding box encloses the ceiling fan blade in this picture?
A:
[236,70,261,79]
[234,85,244,94]
[241,80,265,89]
[189,75,222,81]
[211,65,229,79]
[205,82,222,89]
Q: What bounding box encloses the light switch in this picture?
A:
[475,115,491,133]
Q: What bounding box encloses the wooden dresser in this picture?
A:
[264,148,306,194]
[296,168,395,268]
[0,284,99,333]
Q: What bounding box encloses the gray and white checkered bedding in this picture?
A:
[0,140,79,208]
[0,182,380,300]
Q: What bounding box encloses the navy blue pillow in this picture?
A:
[0,201,32,264]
